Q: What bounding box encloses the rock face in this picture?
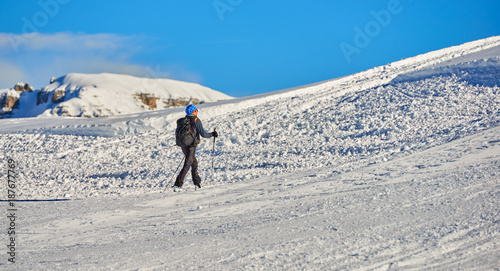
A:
[164,97,202,107]
[24,83,34,92]
[14,82,34,92]
[2,91,20,111]
[134,93,158,110]
[37,91,49,105]
[0,83,33,116]
[52,89,65,103]
[14,83,24,92]
[134,93,203,110]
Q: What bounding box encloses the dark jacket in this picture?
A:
[187,114,213,145]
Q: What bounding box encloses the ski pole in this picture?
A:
[163,156,184,192]
[211,128,216,182]
[212,128,216,170]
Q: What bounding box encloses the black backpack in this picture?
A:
[175,117,197,147]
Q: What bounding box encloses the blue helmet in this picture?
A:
[185,104,198,115]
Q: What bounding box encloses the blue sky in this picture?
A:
[1,0,499,97]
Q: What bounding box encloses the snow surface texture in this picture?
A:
[3,72,233,118]
[1,37,499,269]
[10,126,500,270]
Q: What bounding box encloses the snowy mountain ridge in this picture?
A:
[0,72,233,118]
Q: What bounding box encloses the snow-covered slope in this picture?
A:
[13,125,500,270]
[0,37,499,269]
[3,72,233,118]
[2,36,499,197]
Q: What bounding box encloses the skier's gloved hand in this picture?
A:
[212,131,219,138]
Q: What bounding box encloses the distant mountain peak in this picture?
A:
[1,73,233,118]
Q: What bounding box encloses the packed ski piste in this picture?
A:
[1,37,499,270]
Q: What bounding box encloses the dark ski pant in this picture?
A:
[174,146,202,187]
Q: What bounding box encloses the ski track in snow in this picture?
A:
[0,37,500,269]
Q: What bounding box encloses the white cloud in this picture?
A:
[0,32,138,53]
[0,32,202,89]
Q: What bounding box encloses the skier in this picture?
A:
[174,105,218,191]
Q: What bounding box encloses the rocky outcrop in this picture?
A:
[24,83,34,92]
[37,91,50,105]
[135,93,158,110]
[1,83,33,116]
[1,91,20,113]
[52,89,66,103]
[163,97,202,107]
[14,82,34,92]
[14,83,24,92]
[133,93,205,111]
